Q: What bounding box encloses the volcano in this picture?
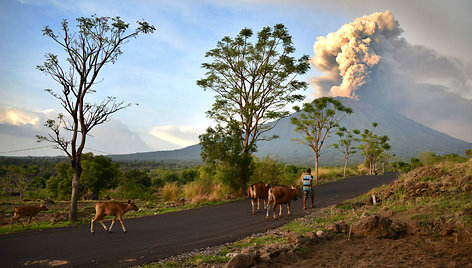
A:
[111,97,469,166]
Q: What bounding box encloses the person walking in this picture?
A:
[302,168,314,210]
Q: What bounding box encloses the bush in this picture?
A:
[183,167,232,204]
[252,155,285,185]
[117,169,155,200]
[161,183,181,202]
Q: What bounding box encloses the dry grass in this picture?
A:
[183,181,229,205]
[160,183,181,202]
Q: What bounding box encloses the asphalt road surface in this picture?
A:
[0,172,398,267]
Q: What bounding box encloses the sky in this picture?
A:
[0,0,471,157]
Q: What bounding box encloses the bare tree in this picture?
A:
[36,15,155,221]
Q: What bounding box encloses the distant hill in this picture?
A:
[110,97,470,166]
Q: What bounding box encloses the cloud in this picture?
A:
[311,10,472,142]
[0,106,154,156]
[149,125,203,148]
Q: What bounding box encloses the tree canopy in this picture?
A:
[197,24,309,188]
[290,97,353,181]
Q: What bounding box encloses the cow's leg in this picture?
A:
[273,203,277,220]
[118,215,127,233]
[26,217,32,228]
[251,199,255,215]
[18,218,24,228]
[98,216,108,231]
[265,201,271,220]
[263,198,267,210]
[287,202,291,216]
[257,198,261,213]
[108,216,117,232]
[9,215,21,229]
[278,204,283,218]
[90,217,95,233]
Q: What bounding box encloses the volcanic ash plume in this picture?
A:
[310,10,472,142]
[311,10,401,98]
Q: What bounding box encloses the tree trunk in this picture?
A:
[240,151,251,192]
[314,152,319,182]
[343,154,348,177]
[69,161,82,222]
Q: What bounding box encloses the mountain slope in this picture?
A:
[110,98,469,166]
[256,97,469,166]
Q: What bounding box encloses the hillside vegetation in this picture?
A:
[149,160,472,267]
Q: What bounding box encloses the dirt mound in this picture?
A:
[376,164,471,202]
[350,214,406,239]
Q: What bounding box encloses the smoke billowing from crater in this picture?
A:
[311,10,472,142]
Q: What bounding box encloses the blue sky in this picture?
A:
[1,0,471,156]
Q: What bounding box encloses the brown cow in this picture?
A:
[9,204,48,229]
[266,185,301,220]
[248,182,270,214]
[90,200,138,233]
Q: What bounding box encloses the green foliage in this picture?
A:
[118,169,153,200]
[410,158,422,170]
[358,122,391,175]
[46,162,73,199]
[199,123,253,193]
[290,97,353,180]
[466,148,472,159]
[331,127,360,176]
[45,154,121,199]
[252,155,285,185]
[80,153,120,197]
[251,155,304,186]
[198,24,309,189]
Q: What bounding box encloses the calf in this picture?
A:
[266,185,301,220]
[90,200,138,234]
[248,182,270,214]
[9,204,48,229]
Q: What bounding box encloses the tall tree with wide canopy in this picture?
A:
[36,15,155,221]
[197,24,310,189]
[290,97,352,181]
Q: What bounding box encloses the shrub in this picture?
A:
[161,183,181,202]
[252,155,285,185]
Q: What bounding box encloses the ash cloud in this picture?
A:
[311,10,472,142]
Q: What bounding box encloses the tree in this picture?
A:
[80,153,120,198]
[36,15,155,221]
[197,24,310,189]
[358,123,391,175]
[290,97,353,181]
[331,127,360,177]
[2,166,38,199]
[199,123,252,193]
[466,148,472,159]
[118,169,152,200]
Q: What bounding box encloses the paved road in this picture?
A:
[0,172,397,267]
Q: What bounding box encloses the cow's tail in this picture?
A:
[249,184,255,199]
[267,188,274,206]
